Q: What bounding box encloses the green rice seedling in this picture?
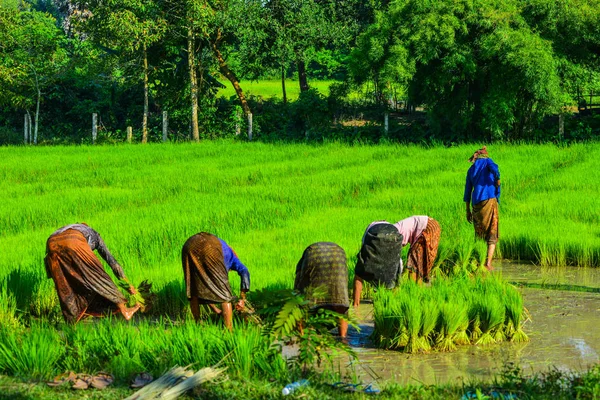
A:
[373,289,407,349]
[452,306,471,346]
[400,299,423,353]
[475,297,505,346]
[435,302,465,352]
[469,314,482,341]
[418,299,440,351]
[504,285,529,343]
[0,323,65,380]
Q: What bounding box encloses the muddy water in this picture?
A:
[497,261,600,290]
[343,264,600,385]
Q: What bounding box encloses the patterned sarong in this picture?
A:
[294,242,349,312]
[44,229,126,323]
[406,218,441,282]
[472,198,499,245]
[355,223,403,289]
[182,232,233,304]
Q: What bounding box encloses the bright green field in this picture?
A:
[217,79,336,100]
[1,142,599,318]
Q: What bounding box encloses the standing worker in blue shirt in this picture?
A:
[182,232,250,330]
[464,146,501,271]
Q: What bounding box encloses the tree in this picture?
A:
[236,0,357,97]
[199,0,252,116]
[0,4,68,144]
[79,0,166,143]
[350,0,570,139]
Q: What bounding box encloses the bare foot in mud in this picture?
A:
[121,303,141,321]
[485,265,494,272]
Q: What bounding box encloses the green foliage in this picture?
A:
[254,287,357,373]
[349,0,600,140]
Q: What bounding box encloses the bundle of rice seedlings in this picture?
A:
[469,314,482,341]
[504,285,529,343]
[475,297,505,346]
[160,367,226,400]
[233,297,262,326]
[118,279,156,312]
[452,306,470,346]
[373,290,407,349]
[435,303,463,352]
[400,300,423,353]
[418,300,439,351]
[124,365,225,400]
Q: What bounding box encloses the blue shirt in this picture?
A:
[463,158,501,205]
[219,238,250,292]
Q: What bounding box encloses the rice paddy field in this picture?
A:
[217,79,336,100]
[1,141,600,397]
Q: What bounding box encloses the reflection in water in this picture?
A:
[345,264,600,385]
[497,262,600,289]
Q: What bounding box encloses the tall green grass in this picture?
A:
[1,143,598,321]
[0,319,287,382]
[372,276,528,353]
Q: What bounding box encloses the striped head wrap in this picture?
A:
[469,146,489,162]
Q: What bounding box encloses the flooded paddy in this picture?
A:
[344,263,600,385]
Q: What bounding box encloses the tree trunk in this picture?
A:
[281,65,287,104]
[26,111,32,143]
[24,113,29,144]
[188,26,200,142]
[297,59,309,92]
[142,43,149,144]
[34,87,40,145]
[211,35,251,115]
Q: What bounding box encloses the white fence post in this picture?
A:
[162,111,168,142]
[92,113,97,144]
[384,112,389,135]
[247,113,253,141]
[24,114,29,144]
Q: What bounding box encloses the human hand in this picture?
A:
[128,285,137,295]
[466,210,473,224]
[496,179,501,188]
[235,299,245,312]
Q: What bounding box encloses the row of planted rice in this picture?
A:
[372,275,529,353]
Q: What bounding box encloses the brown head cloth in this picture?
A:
[469,146,489,162]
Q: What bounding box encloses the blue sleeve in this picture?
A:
[463,169,473,203]
[487,159,501,201]
[229,251,251,292]
[487,159,500,181]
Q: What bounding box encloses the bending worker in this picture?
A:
[182,232,250,330]
[294,242,350,338]
[464,146,501,271]
[44,223,140,323]
[353,222,403,307]
[353,217,441,307]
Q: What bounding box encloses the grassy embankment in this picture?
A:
[0,142,599,393]
[2,364,599,399]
